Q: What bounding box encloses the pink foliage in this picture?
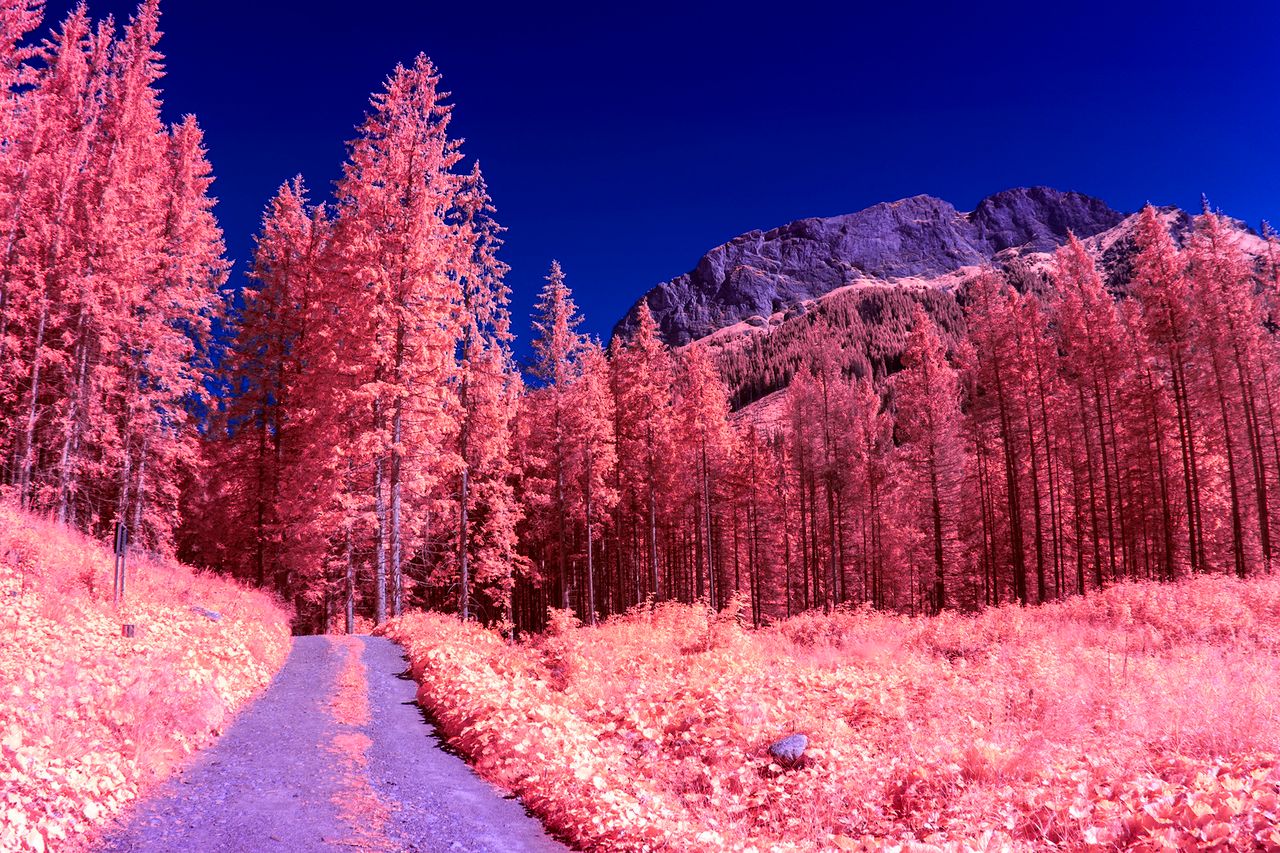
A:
[385,576,1280,851]
[0,501,289,852]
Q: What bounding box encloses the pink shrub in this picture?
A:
[0,503,290,852]
[385,575,1280,851]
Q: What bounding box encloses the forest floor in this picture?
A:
[96,635,567,853]
[384,580,1280,852]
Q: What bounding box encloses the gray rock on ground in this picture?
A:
[768,733,809,765]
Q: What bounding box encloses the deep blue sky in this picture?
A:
[42,1,1280,353]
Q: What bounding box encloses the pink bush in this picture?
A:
[0,503,290,852]
[385,579,1280,851]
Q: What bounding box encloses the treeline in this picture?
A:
[201,96,1280,633]
[15,1,1272,631]
[0,1,225,550]
[509,209,1280,628]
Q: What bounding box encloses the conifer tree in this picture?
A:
[612,304,675,604]
[567,340,617,624]
[1054,236,1134,586]
[674,343,734,609]
[893,306,965,612]
[1187,208,1272,576]
[525,261,585,613]
[455,165,523,623]
[329,55,464,625]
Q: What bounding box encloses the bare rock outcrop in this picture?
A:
[613,187,1124,347]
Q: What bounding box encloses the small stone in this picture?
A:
[191,606,222,622]
[768,733,808,765]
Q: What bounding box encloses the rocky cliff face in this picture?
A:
[613,187,1125,346]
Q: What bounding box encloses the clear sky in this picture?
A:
[41,0,1280,358]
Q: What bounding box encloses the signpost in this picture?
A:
[112,522,128,607]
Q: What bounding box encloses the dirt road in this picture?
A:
[98,635,568,852]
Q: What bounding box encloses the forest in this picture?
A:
[2,0,1280,640]
[5,2,1280,850]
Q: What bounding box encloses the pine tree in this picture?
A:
[1054,236,1135,586]
[566,340,617,624]
[1187,207,1272,576]
[0,2,224,551]
[612,303,675,605]
[455,165,523,623]
[203,177,332,611]
[965,272,1029,603]
[893,306,965,613]
[329,55,464,625]
[526,261,585,613]
[674,343,734,609]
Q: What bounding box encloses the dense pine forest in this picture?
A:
[2,1,1279,639]
[7,2,1280,851]
[0,1,224,549]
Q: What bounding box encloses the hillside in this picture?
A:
[385,576,1280,851]
[615,190,1272,413]
[0,503,290,853]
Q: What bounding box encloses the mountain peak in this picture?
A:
[614,188,1124,346]
[968,187,1124,253]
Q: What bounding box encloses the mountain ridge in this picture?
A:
[612,188,1271,421]
[613,187,1126,347]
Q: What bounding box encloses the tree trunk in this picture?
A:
[1145,371,1176,580]
[701,439,715,610]
[648,474,659,603]
[131,440,148,546]
[1209,353,1248,578]
[56,305,92,523]
[922,461,942,614]
[1024,401,1047,602]
[1074,386,1103,589]
[17,300,47,506]
[344,528,355,634]
[993,367,1028,603]
[254,402,269,586]
[585,444,597,626]
[373,400,389,625]
[1091,374,1119,581]
[458,464,470,620]
[390,401,403,617]
[390,324,405,617]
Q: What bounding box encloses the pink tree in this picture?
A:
[892,305,966,612]
[455,165,524,623]
[612,303,676,605]
[525,260,585,613]
[566,340,617,624]
[328,55,464,624]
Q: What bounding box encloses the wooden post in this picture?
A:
[112,522,129,607]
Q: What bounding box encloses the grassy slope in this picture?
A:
[385,577,1280,852]
[0,503,290,853]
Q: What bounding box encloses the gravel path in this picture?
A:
[98,635,568,853]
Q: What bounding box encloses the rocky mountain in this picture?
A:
[613,187,1271,419]
[613,187,1125,347]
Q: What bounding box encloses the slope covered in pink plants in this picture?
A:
[0,502,289,853]
[384,576,1280,852]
